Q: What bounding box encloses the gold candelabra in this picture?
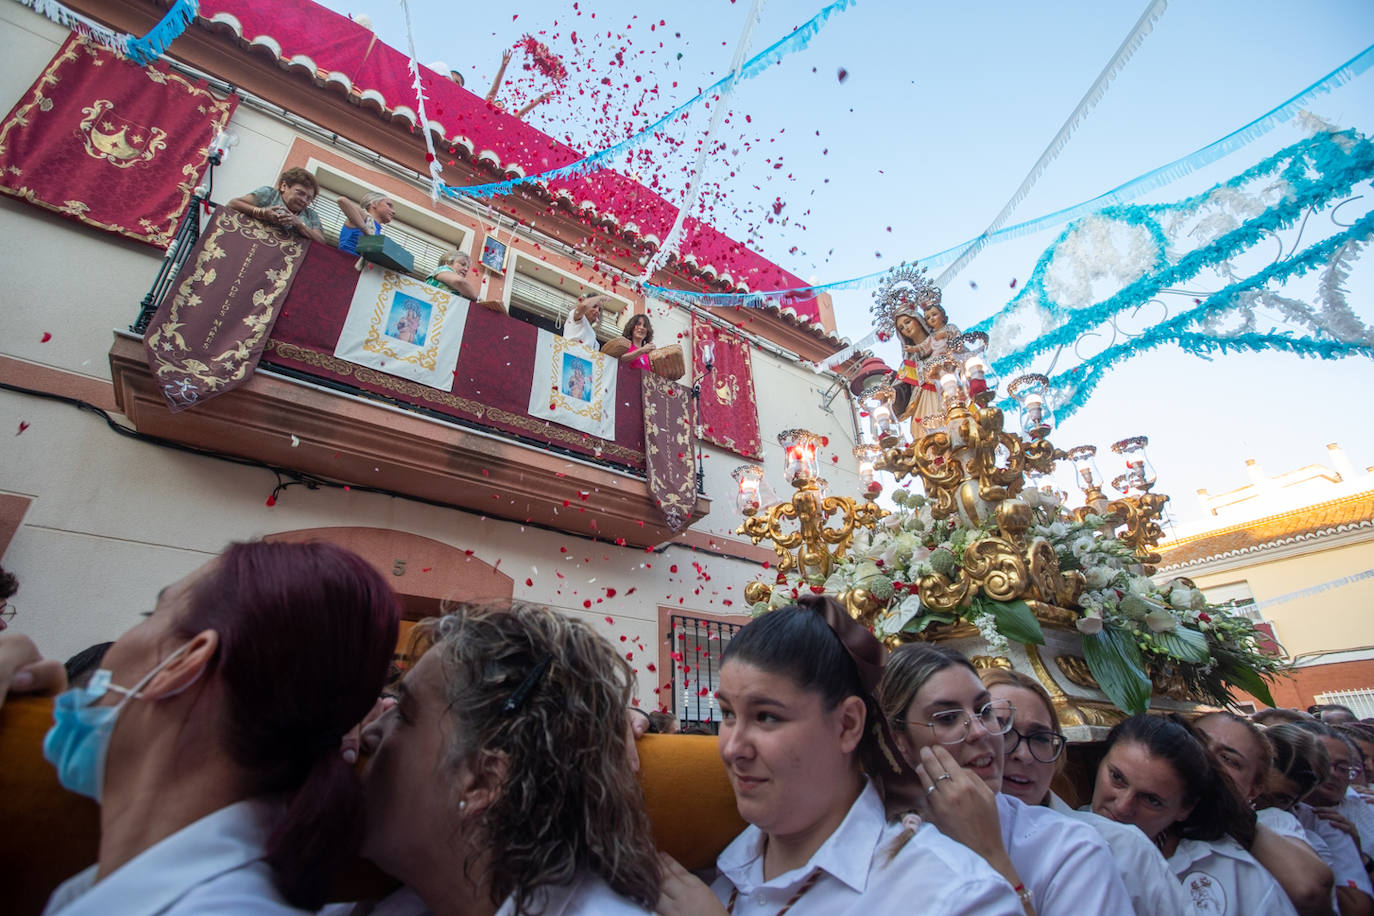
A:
[735,432,889,581]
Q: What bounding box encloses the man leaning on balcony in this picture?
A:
[226,167,327,244]
[565,294,607,351]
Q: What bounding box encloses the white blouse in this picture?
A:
[1296,802,1374,896]
[1168,836,1298,916]
[563,305,599,351]
[1050,793,1189,915]
[997,794,1132,914]
[45,800,304,916]
[713,781,1022,915]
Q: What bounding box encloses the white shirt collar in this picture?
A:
[45,800,282,916]
[717,780,883,896]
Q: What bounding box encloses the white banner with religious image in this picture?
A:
[527,330,618,439]
[333,263,470,388]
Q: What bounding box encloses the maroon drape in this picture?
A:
[0,35,237,247]
[693,319,762,460]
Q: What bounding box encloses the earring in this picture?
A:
[458,800,467,812]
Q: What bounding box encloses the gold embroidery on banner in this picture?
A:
[547,335,610,422]
[264,340,645,464]
[79,99,166,167]
[0,36,237,247]
[146,210,305,404]
[358,270,456,371]
[641,373,696,520]
[713,373,740,407]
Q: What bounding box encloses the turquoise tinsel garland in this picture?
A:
[976,129,1374,421]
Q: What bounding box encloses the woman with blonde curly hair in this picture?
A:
[335,601,660,915]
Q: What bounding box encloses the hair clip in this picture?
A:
[502,654,554,716]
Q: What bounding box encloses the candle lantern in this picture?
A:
[1007,373,1056,440]
[854,444,883,500]
[936,358,966,410]
[1066,444,1109,513]
[960,332,1000,405]
[778,429,821,488]
[732,464,764,515]
[867,385,899,448]
[1110,436,1157,493]
[815,478,831,500]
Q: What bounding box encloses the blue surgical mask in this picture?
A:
[43,641,195,802]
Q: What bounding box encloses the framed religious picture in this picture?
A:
[480,235,508,272]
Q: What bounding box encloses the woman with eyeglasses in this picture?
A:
[328,601,662,916]
[876,645,1130,915]
[978,668,1189,916]
[1091,714,1297,915]
[1191,713,1334,915]
[656,599,1023,916]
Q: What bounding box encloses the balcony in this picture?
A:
[110,242,708,549]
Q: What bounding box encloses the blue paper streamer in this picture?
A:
[124,0,199,64]
[437,0,855,202]
[642,43,1374,308]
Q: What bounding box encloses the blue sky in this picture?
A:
[316,0,1374,525]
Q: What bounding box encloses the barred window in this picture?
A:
[670,614,744,733]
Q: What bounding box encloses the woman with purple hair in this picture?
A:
[40,540,400,915]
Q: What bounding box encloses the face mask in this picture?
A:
[43,641,195,802]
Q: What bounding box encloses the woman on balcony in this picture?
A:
[39,540,399,915]
[332,601,661,915]
[425,250,481,300]
[656,598,1023,915]
[979,667,1194,915]
[607,314,655,370]
[876,645,1130,915]
[1090,714,1297,915]
[226,167,327,244]
[337,191,396,255]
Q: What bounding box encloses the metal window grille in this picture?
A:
[670,614,743,732]
[1315,689,1374,719]
[312,195,451,279]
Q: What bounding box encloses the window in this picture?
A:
[305,160,473,280]
[312,194,452,279]
[670,614,744,732]
[1203,581,1260,621]
[507,264,624,341]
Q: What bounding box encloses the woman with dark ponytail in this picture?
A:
[1091,714,1296,915]
[41,540,399,914]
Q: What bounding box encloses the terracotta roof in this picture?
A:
[194,0,844,343]
[1157,490,1374,570]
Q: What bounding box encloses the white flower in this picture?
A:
[1145,610,1178,633]
[1076,613,1104,635]
[1084,566,1116,589]
[1168,587,1193,610]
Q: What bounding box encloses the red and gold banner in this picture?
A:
[642,373,697,530]
[144,208,308,411]
[0,35,237,247]
[692,318,762,460]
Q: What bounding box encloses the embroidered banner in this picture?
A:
[333,263,471,388]
[692,318,762,459]
[527,331,618,439]
[144,207,307,411]
[642,373,697,530]
[0,34,237,247]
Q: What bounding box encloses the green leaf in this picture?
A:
[981,598,1045,646]
[903,611,957,634]
[1152,626,1210,663]
[1220,661,1277,708]
[1083,626,1153,715]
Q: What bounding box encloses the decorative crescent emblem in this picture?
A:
[79,100,166,168]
